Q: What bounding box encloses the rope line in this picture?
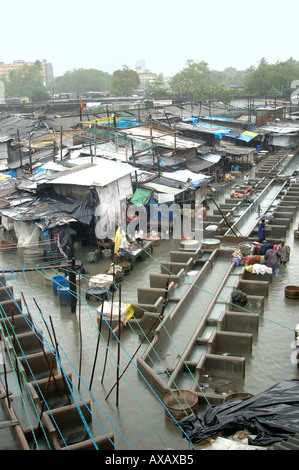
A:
[0,228,296,450]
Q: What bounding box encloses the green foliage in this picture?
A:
[110,66,140,96]
[210,66,249,88]
[170,60,211,99]
[1,61,50,102]
[52,68,112,94]
[169,60,235,103]
[144,74,171,98]
[244,57,299,95]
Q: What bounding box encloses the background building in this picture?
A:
[0,59,53,86]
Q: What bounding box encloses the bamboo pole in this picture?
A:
[89,299,104,391]
[101,287,114,384]
[78,272,83,391]
[105,272,171,401]
[0,337,10,408]
[116,285,121,407]
[49,316,71,405]
[101,266,115,384]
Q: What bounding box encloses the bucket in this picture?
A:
[86,251,96,263]
[285,285,299,299]
[294,229,299,239]
[52,276,68,295]
[180,239,200,251]
[163,390,198,421]
[202,238,221,249]
[102,249,112,259]
[57,285,71,306]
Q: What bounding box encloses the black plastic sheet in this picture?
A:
[179,380,299,447]
[0,188,93,230]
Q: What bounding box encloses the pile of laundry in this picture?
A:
[229,248,273,274]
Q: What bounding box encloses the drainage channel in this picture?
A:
[224,178,288,238]
[136,247,257,403]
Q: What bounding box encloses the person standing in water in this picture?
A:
[277,240,288,265]
[258,219,266,243]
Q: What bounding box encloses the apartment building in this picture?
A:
[0,59,53,86]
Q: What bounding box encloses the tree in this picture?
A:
[170,60,211,99]
[1,62,50,102]
[144,74,171,98]
[109,66,140,96]
[244,58,299,96]
[52,68,112,94]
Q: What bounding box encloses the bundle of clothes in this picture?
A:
[231,289,248,306]
[229,242,282,275]
[229,248,273,274]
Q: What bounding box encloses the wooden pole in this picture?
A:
[69,257,77,314]
[78,273,83,391]
[105,273,171,401]
[60,127,63,161]
[0,337,10,408]
[10,307,22,393]
[101,280,115,384]
[28,133,32,174]
[89,299,104,391]
[116,285,121,406]
[49,316,71,404]
[17,129,22,167]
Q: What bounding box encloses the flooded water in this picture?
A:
[1,164,299,450]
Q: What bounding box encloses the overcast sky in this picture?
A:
[1,0,299,78]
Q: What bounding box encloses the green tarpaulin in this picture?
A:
[130,188,152,206]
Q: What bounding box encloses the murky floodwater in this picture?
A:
[1,163,299,450]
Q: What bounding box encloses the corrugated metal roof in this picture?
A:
[121,126,201,149]
[50,159,134,187]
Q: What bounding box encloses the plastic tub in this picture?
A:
[285,285,299,299]
[57,286,71,307]
[52,276,68,295]
[102,249,112,259]
[86,252,96,263]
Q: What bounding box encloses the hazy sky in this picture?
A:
[1,0,299,78]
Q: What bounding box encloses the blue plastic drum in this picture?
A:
[52,276,68,295]
[57,286,71,306]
